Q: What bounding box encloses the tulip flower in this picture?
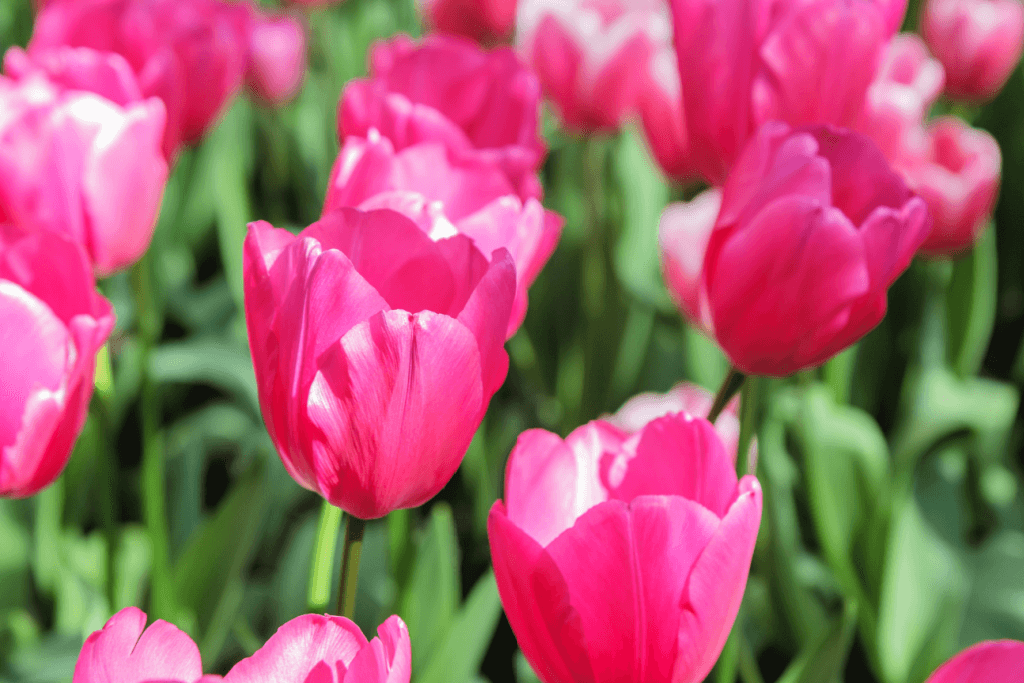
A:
[925,640,1024,682]
[921,0,1024,101]
[0,225,114,499]
[515,0,671,132]
[223,614,411,683]
[245,13,307,105]
[659,188,722,334]
[902,117,1001,256]
[488,414,762,683]
[244,208,515,519]
[323,131,562,336]
[638,47,693,181]
[73,607,216,683]
[702,122,930,376]
[419,0,518,44]
[0,71,168,276]
[339,35,546,201]
[3,45,143,108]
[669,0,894,183]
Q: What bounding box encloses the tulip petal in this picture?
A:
[926,640,1024,683]
[456,247,514,393]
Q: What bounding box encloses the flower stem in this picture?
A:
[708,368,746,424]
[736,376,760,476]
[307,500,343,612]
[337,515,366,619]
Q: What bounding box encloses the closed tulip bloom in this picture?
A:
[925,641,1024,682]
[0,73,168,276]
[659,188,722,334]
[0,225,114,499]
[74,607,217,683]
[224,615,410,683]
[419,0,518,44]
[488,414,762,683]
[902,117,1001,256]
[703,122,930,376]
[921,0,1024,101]
[638,46,693,181]
[670,0,893,184]
[244,209,515,519]
[245,13,307,105]
[324,131,562,336]
[516,0,671,132]
[339,35,546,201]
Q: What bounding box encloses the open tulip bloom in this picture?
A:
[244,208,515,519]
[488,413,762,683]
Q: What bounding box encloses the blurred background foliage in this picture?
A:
[1,0,1023,681]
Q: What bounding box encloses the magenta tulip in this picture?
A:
[638,47,693,181]
[419,0,518,44]
[702,122,930,376]
[323,132,561,336]
[921,0,1024,101]
[244,209,514,519]
[74,607,216,683]
[926,640,1024,682]
[515,0,671,132]
[224,615,410,683]
[339,35,546,201]
[0,225,114,499]
[489,414,762,683]
[669,0,893,184]
[902,117,1001,256]
[245,13,307,105]
[659,188,722,334]
[3,45,143,107]
[0,71,167,276]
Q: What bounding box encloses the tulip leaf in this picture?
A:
[419,571,502,683]
[775,600,858,683]
[946,225,998,378]
[149,338,260,417]
[515,651,542,683]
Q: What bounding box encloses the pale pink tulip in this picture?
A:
[323,131,562,336]
[659,187,722,334]
[224,615,410,683]
[339,35,546,201]
[244,209,515,519]
[921,0,1024,101]
[3,45,142,107]
[926,640,1024,682]
[245,13,307,105]
[489,414,762,683]
[419,0,518,44]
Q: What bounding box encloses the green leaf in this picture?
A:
[776,601,858,683]
[418,571,502,683]
[946,225,998,378]
[113,526,152,612]
[515,651,542,683]
[149,338,260,416]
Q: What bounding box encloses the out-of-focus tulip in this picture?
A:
[669,0,893,184]
[702,122,930,376]
[877,0,909,34]
[901,117,1001,256]
[419,0,517,44]
[515,0,670,132]
[323,131,562,336]
[921,0,1024,101]
[638,46,693,181]
[0,72,168,276]
[3,45,142,107]
[245,13,307,105]
[339,35,546,201]
[223,615,410,683]
[925,640,1024,682]
[659,188,722,334]
[0,225,114,499]
[73,607,217,683]
[488,414,762,683]
[857,34,945,164]
[244,209,515,519]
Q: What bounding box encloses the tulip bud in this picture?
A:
[245,13,307,105]
[926,641,1024,682]
[489,414,762,683]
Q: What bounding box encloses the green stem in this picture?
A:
[708,368,746,424]
[337,515,366,619]
[738,635,766,683]
[713,617,742,683]
[736,377,760,476]
[308,500,344,612]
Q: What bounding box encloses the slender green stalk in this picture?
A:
[708,368,746,424]
[738,635,766,683]
[736,377,760,476]
[337,515,366,618]
[713,618,742,683]
[308,500,344,612]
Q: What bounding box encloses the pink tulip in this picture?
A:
[245,13,307,105]
[3,45,142,107]
[419,0,518,44]
[925,640,1024,682]
[244,209,515,519]
[223,614,410,683]
[515,0,671,132]
[638,46,693,181]
[921,0,1024,101]
[323,131,562,336]
[339,35,546,201]
[703,122,930,376]
[659,188,722,334]
[0,71,168,276]
[902,117,1001,256]
[488,414,762,683]
[73,607,217,683]
[669,0,893,184]
[0,225,114,499]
